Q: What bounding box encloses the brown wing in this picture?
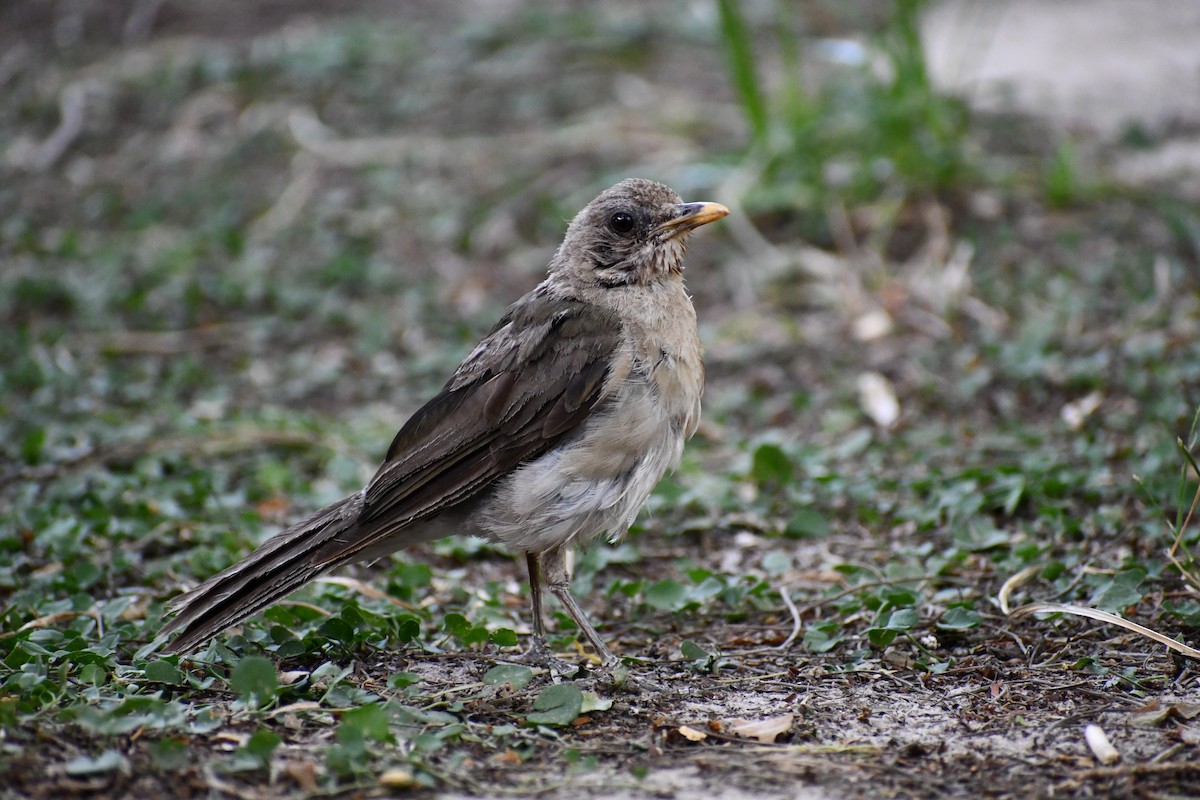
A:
[313,293,624,563]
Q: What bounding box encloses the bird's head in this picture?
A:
[551,178,729,289]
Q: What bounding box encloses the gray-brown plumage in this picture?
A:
[158,178,729,665]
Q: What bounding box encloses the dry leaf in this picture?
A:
[1130,701,1200,727]
[254,496,291,519]
[580,691,613,713]
[491,749,522,766]
[1061,392,1102,431]
[677,725,708,742]
[852,308,893,341]
[727,714,794,743]
[856,371,900,429]
[285,760,320,793]
[1175,703,1200,720]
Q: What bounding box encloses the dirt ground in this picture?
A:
[5,1,1200,799]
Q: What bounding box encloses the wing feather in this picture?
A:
[312,293,623,564]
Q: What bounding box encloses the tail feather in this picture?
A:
[159,492,365,654]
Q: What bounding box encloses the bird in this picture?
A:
[157,178,729,667]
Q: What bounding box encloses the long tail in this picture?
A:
[158,491,367,654]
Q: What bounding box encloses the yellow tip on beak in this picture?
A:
[658,202,731,238]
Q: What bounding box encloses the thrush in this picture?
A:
[158,178,729,666]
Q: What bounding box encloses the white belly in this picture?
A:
[476,378,685,553]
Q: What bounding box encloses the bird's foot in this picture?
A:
[520,639,582,675]
[563,655,667,693]
[520,639,662,692]
[592,661,666,694]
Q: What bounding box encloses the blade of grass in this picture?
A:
[1167,438,1200,592]
[716,0,767,144]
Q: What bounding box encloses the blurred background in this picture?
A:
[6,2,1200,795]
[5,0,1200,497]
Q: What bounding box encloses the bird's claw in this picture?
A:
[521,639,581,675]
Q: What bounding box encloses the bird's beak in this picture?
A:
[657,202,731,239]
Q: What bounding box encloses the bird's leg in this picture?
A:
[522,551,555,664]
[542,546,619,668]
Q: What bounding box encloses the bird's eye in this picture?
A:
[609,211,635,235]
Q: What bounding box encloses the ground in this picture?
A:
[4,1,1200,799]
